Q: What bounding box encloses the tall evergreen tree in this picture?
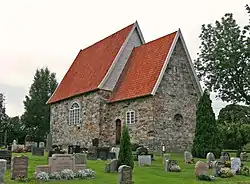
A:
[118,125,134,169]
[192,90,222,158]
[21,67,57,143]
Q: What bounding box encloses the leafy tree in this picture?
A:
[194,6,250,105]
[118,125,134,169]
[218,104,250,150]
[192,90,222,158]
[21,67,57,144]
[5,116,27,144]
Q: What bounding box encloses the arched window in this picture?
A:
[126,110,136,124]
[69,102,81,125]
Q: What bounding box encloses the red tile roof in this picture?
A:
[109,31,177,103]
[48,23,134,104]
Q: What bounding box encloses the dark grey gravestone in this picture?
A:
[0,150,11,169]
[32,147,44,156]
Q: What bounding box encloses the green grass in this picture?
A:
[4,152,250,184]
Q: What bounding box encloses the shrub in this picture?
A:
[118,125,134,169]
[220,168,234,178]
[192,90,222,158]
[197,174,212,181]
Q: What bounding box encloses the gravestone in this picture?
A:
[163,153,171,164]
[184,151,193,163]
[0,150,11,168]
[92,138,99,147]
[105,159,118,173]
[138,155,151,167]
[11,156,28,180]
[220,152,230,162]
[195,161,208,177]
[118,165,132,184]
[240,152,248,161]
[74,153,87,165]
[32,147,44,156]
[212,161,224,177]
[46,133,53,152]
[231,157,241,174]
[0,159,7,184]
[87,146,97,160]
[136,147,148,156]
[49,154,75,173]
[111,147,120,159]
[75,145,81,153]
[206,152,215,168]
[39,142,45,148]
[164,160,178,172]
[97,147,109,160]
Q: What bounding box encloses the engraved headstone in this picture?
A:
[11,156,28,180]
[195,161,208,177]
[74,153,87,165]
[0,159,7,184]
[184,151,193,163]
[138,155,151,167]
[206,152,215,168]
[118,165,132,184]
[105,159,118,173]
[49,154,75,173]
[87,146,97,160]
[231,157,241,174]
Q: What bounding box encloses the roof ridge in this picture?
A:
[136,30,177,48]
[80,23,135,52]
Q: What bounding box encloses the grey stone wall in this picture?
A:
[101,96,154,146]
[152,38,199,152]
[50,91,104,147]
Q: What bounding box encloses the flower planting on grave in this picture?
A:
[197,174,216,181]
[220,168,235,178]
[35,169,96,182]
[239,166,250,176]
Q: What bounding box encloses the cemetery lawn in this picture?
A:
[4,152,250,184]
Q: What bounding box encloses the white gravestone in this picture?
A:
[138,155,151,167]
[231,157,241,174]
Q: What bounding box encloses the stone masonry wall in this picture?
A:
[101,96,154,146]
[153,38,200,152]
[50,91,104,148]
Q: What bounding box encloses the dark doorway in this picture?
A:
[116,119,121,145]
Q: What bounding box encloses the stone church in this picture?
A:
[47,21,202,152]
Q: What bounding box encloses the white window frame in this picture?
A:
[69,102,81,125]
[126,110,135,124]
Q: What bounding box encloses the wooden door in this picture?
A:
[116,119,121,145]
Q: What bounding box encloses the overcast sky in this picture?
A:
[0,0,249,117]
